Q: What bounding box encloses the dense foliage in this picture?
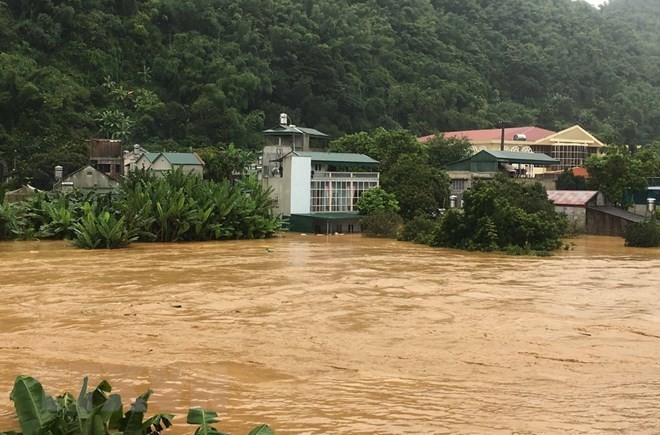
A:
[355,186,399,216]
[585,145,660,206]
[436,178,568,252]
[0,171,281,248]
[624,220,660,248]
[0,376,272,435]
[2,0,660,188]
[331,129,450,217]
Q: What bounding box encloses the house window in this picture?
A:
[451,179,467,192]
[310,179,378,213]
[347,224,354,234]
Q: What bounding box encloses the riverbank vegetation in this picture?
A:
[359,176,568,255]
[0,171,280,249]
[624,220,660,248]
[0,376,272,435]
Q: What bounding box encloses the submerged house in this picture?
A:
[260,114,379,234]
[445,150,559,203]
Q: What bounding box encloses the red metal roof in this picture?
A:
[419,126,556,143]
[547,190,599,206]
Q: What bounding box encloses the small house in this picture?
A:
[54,165,119,192]
[134,152,205,177]
[445,150,559,203]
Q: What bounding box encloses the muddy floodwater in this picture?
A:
[1,235,659,434]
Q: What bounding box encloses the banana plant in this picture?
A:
[1,377,272,435]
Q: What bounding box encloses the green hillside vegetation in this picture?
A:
[1,0,660,189]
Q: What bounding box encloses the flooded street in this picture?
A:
[0,234,659,434]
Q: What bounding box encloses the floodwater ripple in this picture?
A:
[0,235,659,433]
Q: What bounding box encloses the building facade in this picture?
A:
[260,116,379,233]
[420,125,606,172]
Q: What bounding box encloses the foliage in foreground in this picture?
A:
[0,376,273,435]
[0,170,281,249]
[624,220,660,247]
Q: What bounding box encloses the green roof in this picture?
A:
[139,152,203,165]
[293,151,378,167]
[159,152,203,165]
[482,150,559,164]
[141,152,160,162]
[292,212,360,220]
[262,125,329,139]
[446,150,558,171]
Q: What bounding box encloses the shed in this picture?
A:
[4,185,38,203]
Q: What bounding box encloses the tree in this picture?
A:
[585,146,659,207]
[436,177,568,252]
[355,186,399,215]
[197,144,255,182]
[555,170,587,190]
[425,134,472,167]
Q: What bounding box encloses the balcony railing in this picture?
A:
[313,171,379,180]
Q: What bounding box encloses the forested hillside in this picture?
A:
[1,0,659,188]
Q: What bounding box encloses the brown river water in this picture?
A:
[0,234,659,434]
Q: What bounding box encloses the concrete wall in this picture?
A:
[555,206,587,232]
[65,166,119,191]
[290,156,311,214]
[586,208,634,237]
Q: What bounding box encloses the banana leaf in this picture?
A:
[9,376,57,435]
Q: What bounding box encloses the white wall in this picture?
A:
[290,156,311,214]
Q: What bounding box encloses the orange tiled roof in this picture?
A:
[570,167,589,177]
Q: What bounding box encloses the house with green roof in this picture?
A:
[261,115,379,234]
[445,150,559,203]
[134,151,205,177]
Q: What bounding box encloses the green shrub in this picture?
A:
[360,211,403,238]
[434,178,567,253]
[356,187,399,215]
[71,203,137,249]
[399,215,439,245]
[624,220,660,247]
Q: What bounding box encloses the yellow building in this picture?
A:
[420,125,606,172]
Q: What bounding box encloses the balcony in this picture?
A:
[312,171,379,181]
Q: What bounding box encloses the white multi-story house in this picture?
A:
[260,114,379,234]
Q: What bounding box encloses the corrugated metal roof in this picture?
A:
[293,151,378,166]
[589,206,645,223]
[419,126,556,143]
[485,150,559,164]
[547,190,599,206]
[141,152,160,162]
[159,152,204,165]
